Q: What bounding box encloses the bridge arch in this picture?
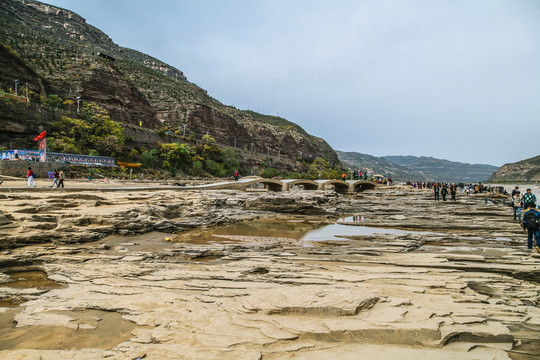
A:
[351,181,377,192]
[316,180,350,193]
[247,178,283,192]
[281,179,319,191]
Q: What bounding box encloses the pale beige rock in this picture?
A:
[0,184,538,359]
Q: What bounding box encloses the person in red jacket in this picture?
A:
[27,167,36,188]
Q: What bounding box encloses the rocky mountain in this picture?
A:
[336,151,498,182]
[488,155,540,183]
[384,155,498,183]
[0,0,338,169]
[335,151,430,181]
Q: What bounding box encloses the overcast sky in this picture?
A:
[44,0,540,166]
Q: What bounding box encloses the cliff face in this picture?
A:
[488,155,540,183]
[0,0,339,167]
[81,62,159,129]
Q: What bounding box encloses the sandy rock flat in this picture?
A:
[0,181,538,359]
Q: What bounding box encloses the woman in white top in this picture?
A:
[512,191,522,222]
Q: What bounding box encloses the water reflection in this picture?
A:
[173,220,324,244]
[173,217,424,244]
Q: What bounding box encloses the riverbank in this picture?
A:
[0,184,539,359]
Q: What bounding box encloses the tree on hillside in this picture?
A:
[49,101,125,156]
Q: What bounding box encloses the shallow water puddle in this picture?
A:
[0,309,136,350]
[3,270,65,290]
[0,270,65,306]
[173,219,327,244]
[173,218,434,245]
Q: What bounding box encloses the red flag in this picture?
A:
[34,131,46,142]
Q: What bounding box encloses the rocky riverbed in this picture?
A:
[0,182,539,359]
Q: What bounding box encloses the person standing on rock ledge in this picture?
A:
[234,169,239,182]
[434,184,440,201]
[522,202,540,253]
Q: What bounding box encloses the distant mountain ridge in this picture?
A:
[384,156,497,182]
[488,155,540,183]
[336,151,498,182]
[335,151,430,181]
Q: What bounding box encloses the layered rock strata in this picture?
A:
[0,184,538,359]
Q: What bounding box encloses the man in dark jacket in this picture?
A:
[522,202,540,253]
[441,186,448,201]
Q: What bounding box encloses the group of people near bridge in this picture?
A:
[351,170,368,180]
[407,181,508,195]
[348,170,392,185]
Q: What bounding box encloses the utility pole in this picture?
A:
[14,79,19,95]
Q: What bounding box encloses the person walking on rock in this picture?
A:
[57,169,65,188]
[50,169,59,187]
[441,186,448,201]
[434,184,440,201]
[522,189,537,209]
[512,191,522,222]
[511,186,519,205]
[234,169,239,182]
[341,173,346,181]
[522,202,540,253]
[27,167,36,188]
[450,185,456,201]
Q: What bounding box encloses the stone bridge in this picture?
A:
[190,177,380,193]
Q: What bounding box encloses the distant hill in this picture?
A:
[488,155,540,183]
[336,151,498,182]
[335,151,430,181]
[384,156,498,183]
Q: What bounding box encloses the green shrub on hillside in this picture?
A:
[260,168,281,178]
[49,101,125,156]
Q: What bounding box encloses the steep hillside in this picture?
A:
[336,151,430,181]
[384,155,497,183]
[0,0,338,167]
[488,155,540,183]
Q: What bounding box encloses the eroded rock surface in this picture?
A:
[0,185,539,359]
